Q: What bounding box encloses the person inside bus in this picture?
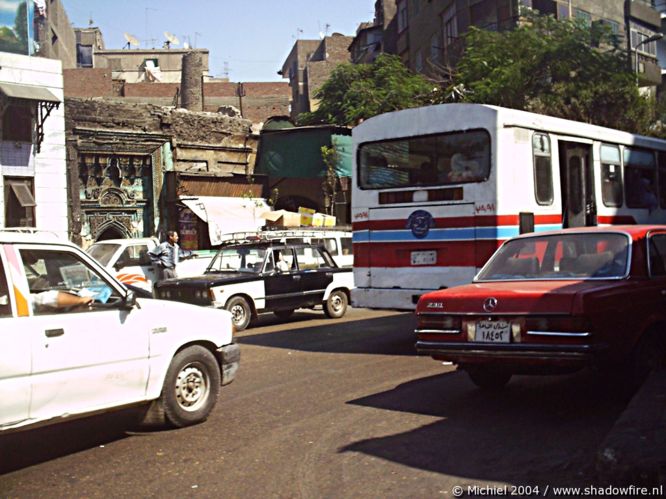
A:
[448,153,479,182]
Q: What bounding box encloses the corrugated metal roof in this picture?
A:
[177,176,263,197]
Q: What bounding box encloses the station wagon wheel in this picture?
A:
[226,296,251,331]
[466,367,512,390]
[324,289,348,319]
[161,346,221,428]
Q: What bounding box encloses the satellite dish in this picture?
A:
[124,32,140,48]
[163,31,180,48]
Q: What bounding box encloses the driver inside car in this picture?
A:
[31,289,93,314]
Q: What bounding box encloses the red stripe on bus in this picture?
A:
[353,214,562,231]
[597,215,637,224]
[353,240,501,268]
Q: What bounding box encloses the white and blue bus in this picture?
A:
[351,103,666,310]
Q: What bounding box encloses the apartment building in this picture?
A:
[361,0,661,87]
[279,34,354,120]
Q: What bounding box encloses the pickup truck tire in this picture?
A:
[161,346,221,428]
[324,289,348,319]
[226,296,251,331]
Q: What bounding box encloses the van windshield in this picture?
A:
[87,243,121,266]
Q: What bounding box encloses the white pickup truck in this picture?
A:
[0,229,239,432]
[87,238,214,291]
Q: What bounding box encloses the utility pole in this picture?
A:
[236,82,246,118]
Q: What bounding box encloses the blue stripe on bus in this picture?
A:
[352,224,563,243]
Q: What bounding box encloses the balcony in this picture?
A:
[629,1,661,30]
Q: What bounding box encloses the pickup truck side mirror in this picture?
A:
[122,289,137,310]
[114,259,127,271]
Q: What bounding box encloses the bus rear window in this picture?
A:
[358,129,490,189]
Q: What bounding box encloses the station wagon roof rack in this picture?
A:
[217,227,350,245]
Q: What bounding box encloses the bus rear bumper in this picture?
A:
[351,287,425,310]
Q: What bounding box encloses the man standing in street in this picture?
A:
[148,231,192,281]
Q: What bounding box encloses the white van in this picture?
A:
[87,238,213,291]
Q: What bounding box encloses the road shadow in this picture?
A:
[238,311,417,356]
[0,407,147,474]
[342,368,629,487]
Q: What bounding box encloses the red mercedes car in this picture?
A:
[415,226,666,389]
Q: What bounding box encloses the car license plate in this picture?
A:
[411,250,437,266]
[475,320,511,343]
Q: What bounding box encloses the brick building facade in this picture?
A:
[65,98,261,247]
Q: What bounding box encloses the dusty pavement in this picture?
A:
[0,308,648,498]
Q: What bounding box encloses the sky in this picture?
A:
[63,0,376,82]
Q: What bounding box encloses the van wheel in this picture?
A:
[274,309,294,319]
[324,290,348,319]
[161,346,220,428]
[226,296,251,331]
[467,367,512,390]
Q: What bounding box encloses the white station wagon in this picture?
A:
[0,230,239,432]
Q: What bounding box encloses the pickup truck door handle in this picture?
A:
[45,328,64,338]
[661,290,666,296]
[292,275,301,280]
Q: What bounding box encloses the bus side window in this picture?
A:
[533,133,553,205]
[601,144,623,208]
[624,147,657,210]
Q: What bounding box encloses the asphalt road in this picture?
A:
[0,307,630,498]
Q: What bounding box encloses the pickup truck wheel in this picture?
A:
[324,289,348,319]
[226,296,251,331]
[467,367,512,390]
[161,346,221,428]
[274,309,294,319]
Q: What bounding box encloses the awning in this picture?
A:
[181,196,270,246]
[9,181,36,207]
[0,82,60,103]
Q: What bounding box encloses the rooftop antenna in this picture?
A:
[163,31,179,49]
[194,32,202,48]
[223,61,229,79]
[293,28,303,39]
[324,23,330,37]
[88,13,94,27]
[123,32,140,49]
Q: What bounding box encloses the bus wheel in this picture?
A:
[324,290,348,319]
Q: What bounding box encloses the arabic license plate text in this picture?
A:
[475,320,511,343]
[411,250,437,266]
